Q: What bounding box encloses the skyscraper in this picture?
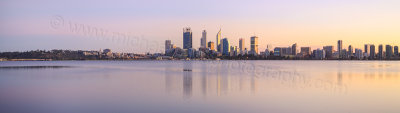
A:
[364,44,370,56]
[274,47,282,56]
[323,46,334,59]
[208,41,214,51]
[386,45,393,59]
[183,28,192,49]
[300,47,311,56]
[239,38,244,54]
[394,46,399,57]
[314,49,326,60]
[216,29,222,52]
[200,30,207,48]
[378,44,383,60]
[165,40,172,53]
[370,45,375,59]
[292,43,297,55]
[338,40,343,59]
[348,45,353,58]
[250,36,259,55]
[222,38,230,56]
[355,48,363,60]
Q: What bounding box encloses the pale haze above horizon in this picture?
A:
[1,0,400,53]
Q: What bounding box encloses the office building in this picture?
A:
[386,45,393,59]
[222,38,230,56]
[338,40,343,58]
[394,46,399,56]
[370,45,375,59]
[364,44,370,57]
[378,45,383,60]
[323,46,334,59]
[165,40,172,53]
[314,49,325,60]
[200,30,207,48]
[355,48,363,60]
[300,47,311,56]
[183,28,192,49]
[239,38,244,55]
[348,45,353,58]
[281,47,292,56]
[274,47,282,56]
[250,36,259,55]
[216,29,222,52]
[208,41,214,51]
[292,43,297,55]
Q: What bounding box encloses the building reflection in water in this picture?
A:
[165,63,179,94]
[201,62,207,97]
[164,61,364,98]
[183,61,193,99]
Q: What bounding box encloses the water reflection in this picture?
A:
[201,62,207,97]
[163,61,359,99]
[1,61,400,113]
[183,61,192,98]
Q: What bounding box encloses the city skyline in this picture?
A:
[1,0,400,53]
[159,27,400,60]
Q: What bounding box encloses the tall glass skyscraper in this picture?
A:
[250,36,258,55]
[395,46,399,56]
[370,45,375,59]
[222,38,230,56]
[338,40,343,58]
[386,45,393,59]
[165,40,172,53]
[183,28,192,49]
[200,30,207,48]
[216,29,221,52]
[348,45,353,58]
[364,44,370,56]
[239,38,244,54]
[292,43,297,55]
[378,44,383,60]
[323,46,334,59]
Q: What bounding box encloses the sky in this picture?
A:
[1,0,400,53]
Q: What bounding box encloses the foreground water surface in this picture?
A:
[0,61,399,113]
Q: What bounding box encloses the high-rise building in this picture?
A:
[165,40,172,53]
[300,47,311,56]
[338,40,343,59]
[281,47,292,56]
[222,38,230,56]
[394,46,399,56]
[274,47,282,56]
[200,30,207,48]
[355,48,363,60]
[348,45,353,58]
[314,49,326,60]
[370,45,375,59]
[386,45,393,59]
[208,41,214,51]
[216,29,222,52]
[230,46,237,56]
[239,38,244,54]
[183,28,192,49]
[292,43,297,55]
[364,44,370,57]
[323,46,334,59]
[250,36,259,55]
[378,44,383,60]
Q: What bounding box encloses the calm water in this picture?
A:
[0,61,399,113]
